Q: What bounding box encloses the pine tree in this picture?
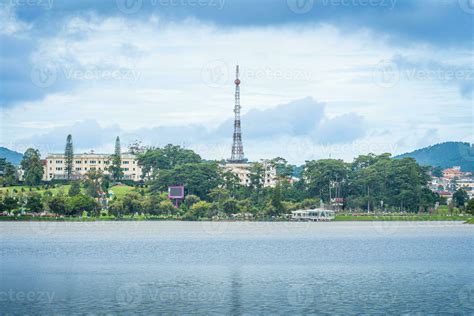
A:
[65,134,74,181]
[109,136,124,181]
[68,181,81,197]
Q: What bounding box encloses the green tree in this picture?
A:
[208,188,230,207]
[48,195,67,214]
[2,196,18,212]
[431,166,443,178]
[64,134,74,181]
[109,136,124,181]
[141,193,166,215]
[302,159,349,203]
[20,148,44,186]
[221,198,239,215]
[453,188,469,208]
[25,193,43,212]
[221,170,240,197]
[184,194,201,209]
[157,200,176,215]
[187,201,212,219]
[269,184,285,216]
[249,162,265,190]
[84,170,103,198]
[101,175,111,193]
[466,199,474,215]
[121,192,143,216]
[151,162,221,200]
[137,144,202,179]
[108,198,125,218]
[67,194,99,216]
[0,160,17,186]
[269,157,294,180]
[68,181,81,196]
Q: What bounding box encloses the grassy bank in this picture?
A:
[334,215,469,221]
[1,214,472,223]
[0,184,137,197]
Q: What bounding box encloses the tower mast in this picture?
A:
[229,65,245,163]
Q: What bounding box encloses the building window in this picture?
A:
[55,167,63,171]
[75,160,82,164]
[49,160,52,164]
[123,161,129,164]
[90,160,96,164]
[56,160,62,164]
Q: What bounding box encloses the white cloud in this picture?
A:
[1,13,472,162]
[0,5,31,36]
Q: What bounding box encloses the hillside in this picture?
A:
[0,147,23,165]
[395,142,474,172]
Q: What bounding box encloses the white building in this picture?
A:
[223,161,277,187]
[42,152,143,181]
[291,209,336,221]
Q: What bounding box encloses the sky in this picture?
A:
[0,0,473,164]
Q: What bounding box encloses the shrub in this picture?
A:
[467,199,474,215]
[67,194,99,216]
[25,193,43,212]
[48,195,67,214]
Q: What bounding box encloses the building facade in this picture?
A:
[442,166,469,179]
[42,152,143,181]
[223,161,278,188]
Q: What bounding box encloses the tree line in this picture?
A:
[0,137,473,218]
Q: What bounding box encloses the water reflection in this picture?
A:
[230,267,242,315]
[0,222,472,314]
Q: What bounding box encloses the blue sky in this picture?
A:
[0,0,473,163]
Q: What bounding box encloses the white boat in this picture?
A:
[291,209,336,221]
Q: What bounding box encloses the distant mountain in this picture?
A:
[395,142,474,172]
[0,147,23,165]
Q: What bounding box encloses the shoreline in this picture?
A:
[0,215,472,223]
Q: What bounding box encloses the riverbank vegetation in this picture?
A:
[1,144,473,221]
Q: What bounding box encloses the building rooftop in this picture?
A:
[45,152,137,158]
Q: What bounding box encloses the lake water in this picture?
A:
[1,221,473,314]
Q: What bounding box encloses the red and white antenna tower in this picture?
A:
[229,65,246,163]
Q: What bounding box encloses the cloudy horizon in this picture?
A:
[1,0,473,163]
